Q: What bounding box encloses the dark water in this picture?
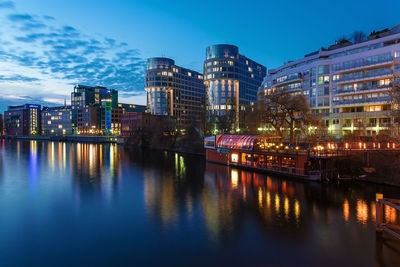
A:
[1,140,400,266]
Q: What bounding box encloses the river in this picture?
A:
[0,140,399,266]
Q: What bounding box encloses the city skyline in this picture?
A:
[0,0,399,112]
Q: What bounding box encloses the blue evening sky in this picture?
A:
[0,0,399,111]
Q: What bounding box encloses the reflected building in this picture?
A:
[145,57,206,128]
[204,44,266,131]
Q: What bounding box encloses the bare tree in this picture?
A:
[259,89,312,143]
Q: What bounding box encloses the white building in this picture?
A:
[260,25,400,138]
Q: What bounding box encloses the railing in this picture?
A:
[334,57,393,72]
[333,96,391,106]
[337,70,393,83]
[376,194,400,240]
[335,85,391,95]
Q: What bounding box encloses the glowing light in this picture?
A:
[343,199,349,222]
[258,188,263,208]
[231,169,238,189]
[275,194,280,213]
[356,199,368,224]
[231,153,239,163]
[294,200,300,221]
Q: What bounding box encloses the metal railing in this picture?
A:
[334,57,393,72]
[335,85,391,95]
[337,70,393,83]
[376,194,400,240]
[333,96,391,106]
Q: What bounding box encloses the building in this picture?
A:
[204,44,266,131]
[41,105,73,135]
[145,57,206,128]
[259,25,400,138]
[0,114,3,135]
[121,112,164,138]
[77,106,100,135]
[4,104,41,136]
[118,103,146,113]
[71,84,118,134]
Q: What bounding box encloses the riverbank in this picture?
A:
[1,135,122,144]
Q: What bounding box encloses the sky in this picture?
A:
[0,0,399,112]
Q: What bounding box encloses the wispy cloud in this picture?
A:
[0,1,14,9]
[0,0,146,111]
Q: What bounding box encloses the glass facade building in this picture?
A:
[145,57,206,127]
[259,25,400,138]
[204,44,266,130]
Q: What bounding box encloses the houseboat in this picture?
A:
[205,134,335,181]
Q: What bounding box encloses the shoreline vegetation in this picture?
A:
[2,133,400,187]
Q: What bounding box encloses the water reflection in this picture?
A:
[0,140,400,266]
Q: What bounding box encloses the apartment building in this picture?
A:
[259,25,400,138]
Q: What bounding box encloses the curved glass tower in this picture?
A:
[145,57,206,127]
[204,44,266,131]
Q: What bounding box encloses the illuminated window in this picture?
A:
[231,153,239,163]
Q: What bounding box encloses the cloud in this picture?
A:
[0,3,146,111]
[0,1,14,9]
[0,74,40,82]
[7,13,33,21]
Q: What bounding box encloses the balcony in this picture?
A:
[332,96,391,107]
[336,70,393,84]
[335,85,391,96]
[272,75,301,86]
[330,110,390,119]
[334,57,393,73]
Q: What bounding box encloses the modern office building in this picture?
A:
[118,103,146,113]
[42,105,73,135]
[77,106,100,134]
[71,84,118,134]
[204,44,266,131]
[4,104,41,136]
[145,57,206,127]
[259,25,400,138]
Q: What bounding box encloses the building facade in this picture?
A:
[121,112,164,138]
[145,57,206,127]
[4,104,41,136]
[260,25,400,138]
[118,103,146,113]
[0,114,3,135]
[77,106,100,135]
[42,106,73,135]
[71,84,118,134]
[204,44,266,131]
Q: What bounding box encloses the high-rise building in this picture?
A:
[42,105,73,135]
[145,57,206,128]
[259,25,400,138]
[71,84,118,134]
[204,44,266,131]
[4,104,41,136]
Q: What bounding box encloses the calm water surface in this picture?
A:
[1,140,400,266]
